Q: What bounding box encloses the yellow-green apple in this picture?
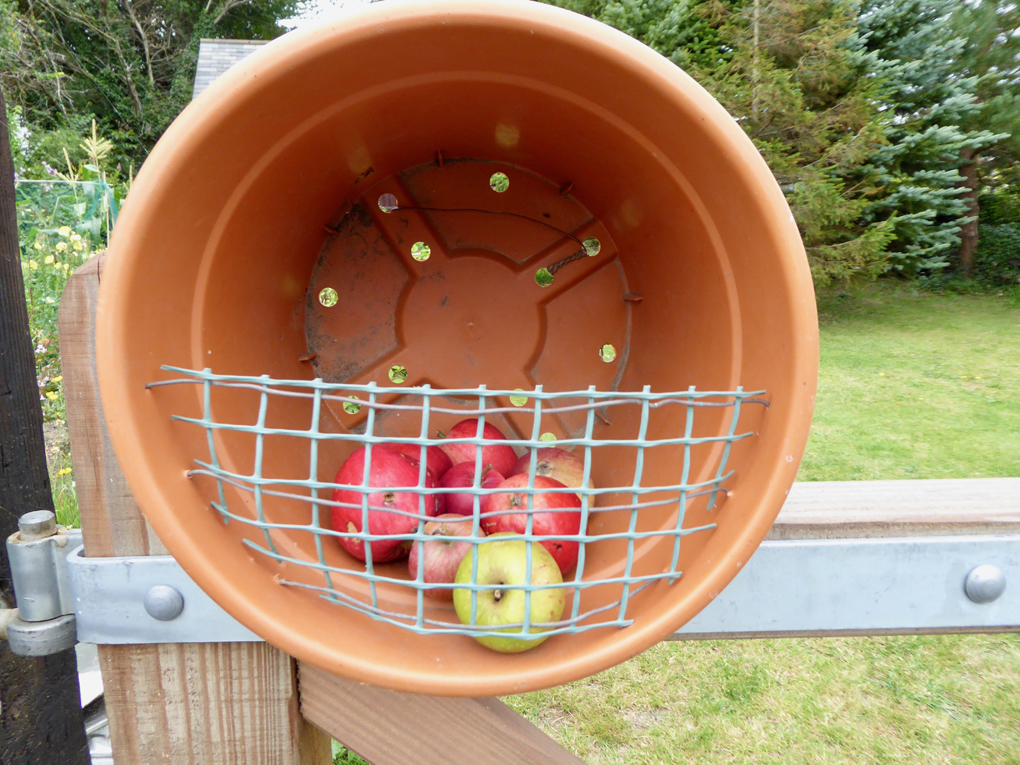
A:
[482,474,583,574]
[439,418,517,477]
[332,445,440,563]
[440,462,505,516]
[408,514,485,599]
[452,534,565,653]
[509,447,594,501]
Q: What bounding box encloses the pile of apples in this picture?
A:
[331,418,592,652]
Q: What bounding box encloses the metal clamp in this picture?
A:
[2,511,82,656]
[2,510,258,649]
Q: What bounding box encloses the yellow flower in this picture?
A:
[29,259,38,269]
[56,468,72,477]
[56,242,67,251]
[53,375,62,383]
[58,226,72,237]
[33,241,43,250]
[62,263,71,272]
[45,391,58,401]
[44,254,55,264]
[70,233,82,242]
[72,241,84,252]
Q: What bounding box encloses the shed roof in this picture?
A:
[192,38,270,99]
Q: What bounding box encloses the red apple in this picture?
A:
[482,474,583,575]
[440,462,506,516]
[384,443,451,512]
[439,418,518,477]
[384,441,454,482]
[408,514,485,599]
[332,444,441,563]
[510,447,594,502]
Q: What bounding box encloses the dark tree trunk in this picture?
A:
[0,88,90,765]
[958,146,980,279]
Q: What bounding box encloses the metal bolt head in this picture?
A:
[144,585,185,621]
[19,510,57,541]
[965,565,1006,604]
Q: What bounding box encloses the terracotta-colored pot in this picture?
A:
[96,0,817,696]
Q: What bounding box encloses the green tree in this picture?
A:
[856,0,1009,276]
[2,0,300,168]
[540,0,734,70]
[546,0,894,284]
[701,0,894,284]
[948,0,1020,277]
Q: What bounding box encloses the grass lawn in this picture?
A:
[802,283,1020,481]
[505,282,1020,765]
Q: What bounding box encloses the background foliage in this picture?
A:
[1,0,301,168]
[542,0,1020,283]
[4,0,1020,283]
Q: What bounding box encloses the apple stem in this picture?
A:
[493,588,503,602]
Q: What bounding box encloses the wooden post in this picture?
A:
[0,89,90,765]
[60,255,333,765]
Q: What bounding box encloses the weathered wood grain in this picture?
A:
[59,254,163,558]
[60,255,331,765]
[770,477,1020,539]
[299,662,586,765]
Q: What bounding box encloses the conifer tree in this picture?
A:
[544,0,895,284]
[541,0,733,71]
[948,0,1020,276]
[703,0,895,283]
[857,0,1008,275]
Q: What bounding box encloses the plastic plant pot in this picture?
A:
[96,0,817,696]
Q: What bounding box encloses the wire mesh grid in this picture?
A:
[150,366,769,644]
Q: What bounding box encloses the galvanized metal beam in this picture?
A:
[675,535,1018,639]
[64,535,1019,645]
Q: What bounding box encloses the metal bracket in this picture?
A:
[68,534,1019,644]
[5,506,1018,646]
[67,546,261,644]
[3,510,258,650]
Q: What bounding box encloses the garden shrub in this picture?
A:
[974,223,1020,286]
